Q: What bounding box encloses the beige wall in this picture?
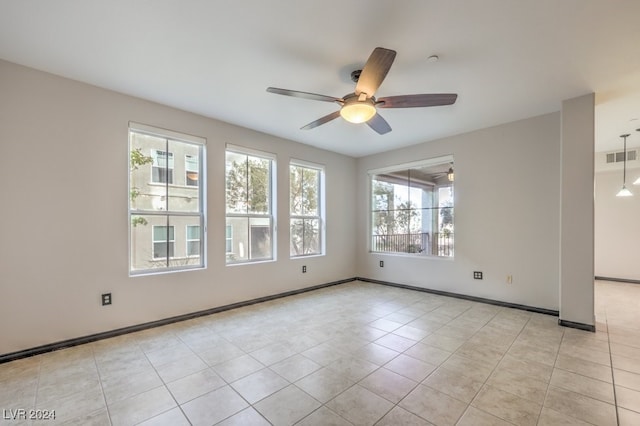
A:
[356,113,562,311]
[559,94,595,327]
[0,58,598,355]
[595,169,640,281]
[0,60,357,355]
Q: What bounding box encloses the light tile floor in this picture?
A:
[1,280,640,425]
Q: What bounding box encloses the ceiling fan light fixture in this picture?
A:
[340,101,376,124]
[447,167,455,181]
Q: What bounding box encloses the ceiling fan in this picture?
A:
[266,47,458,135]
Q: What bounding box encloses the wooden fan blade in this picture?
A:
[367,113,392,135]
[377,93,458,108]
[267,87,342,103]
[301,110,341,130]
[355,47,396,98]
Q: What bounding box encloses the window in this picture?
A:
[153,226,175,259]
[225,225,233,253]
[225,146,275,264]
[290,161,324,257]
[129,123,206,274]
[151,150,174,184]
[186,225,200,256]
[185,155,198,186]
[370,155,454,257]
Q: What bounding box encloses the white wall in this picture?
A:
[559,94,595,327]
[356,113,562,311]
[0,60,357,355]
[595,169,640,281]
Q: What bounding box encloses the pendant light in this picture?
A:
[616,133,633,197]
[634,128,640,186]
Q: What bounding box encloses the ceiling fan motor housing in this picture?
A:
[340,93,377,123]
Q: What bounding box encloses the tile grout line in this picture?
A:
[294,292,448,425]
[538,318,565,425]
[605,315,621,426]
[419,301,529,423]
[7,282,633,426]
[178,320,326,425]
[33,357,43,419]
[162,326,282,425]
[465,308,538,425]
[298,307,405,425]
[431,305,504,424]
[380,298,510,424]
[90,345,115,426]
[378,293,468,424]
[135,332,195,426]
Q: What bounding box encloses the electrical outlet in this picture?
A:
[101,293,112,306]
[473,271,483,280]
[302,265,307,273]
[379,260,384,267]
[507,275,513,284]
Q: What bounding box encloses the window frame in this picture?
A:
[129,122,207,275]
[224,144,277,265]
[368,155,454,258]
[289,159,325,258]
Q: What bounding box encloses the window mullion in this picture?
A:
[165,138,170,268]
[300,169,305,216]
[164,138,169,211]
[300,171,305,253]
[245,156,250,215]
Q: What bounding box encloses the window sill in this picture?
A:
[129,264,205,277]
[290,253,325,260]
[226,258,276,267]
[370,251,454,260]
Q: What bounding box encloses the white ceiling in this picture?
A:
[1,0,640,157]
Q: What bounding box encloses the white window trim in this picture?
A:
[226,143,276,161]
[289,160,326,258]
[130,122,206,145]
[128,123,207,276]
[225,145,277,265]
[367,155,454,176]
[368,155,454,258]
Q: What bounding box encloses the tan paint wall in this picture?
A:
[0,60,357,355]
[595,169,640,281]
[356,113,562,311]
[0,58,598,354]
